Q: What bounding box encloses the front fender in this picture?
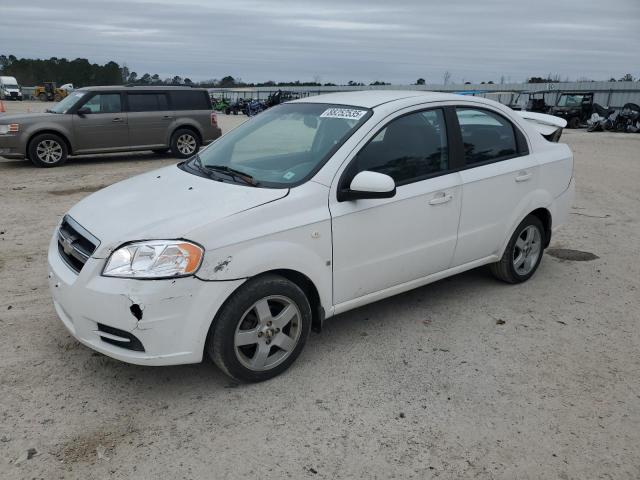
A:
[23,122,74,154]
[197,234,333,316]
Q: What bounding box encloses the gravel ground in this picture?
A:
[1,100,639,479]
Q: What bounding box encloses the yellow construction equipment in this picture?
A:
[34,82,69,102]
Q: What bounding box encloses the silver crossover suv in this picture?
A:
[0,86,222,167]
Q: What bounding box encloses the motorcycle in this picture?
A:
[616,103,640,133]
[243,99,267,117]
[586,103,616,132]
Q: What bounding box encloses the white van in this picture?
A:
[48,91,574,382]
[0,76,22,101]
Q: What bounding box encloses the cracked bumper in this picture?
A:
[47,233,244,366]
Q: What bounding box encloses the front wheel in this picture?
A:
[28,133,68,167]
[207,275,312,382]
[490,215,545,284]
[170,128,200,159]
[38,92,47,102]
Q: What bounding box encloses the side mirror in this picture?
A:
[76,107,91,116]
[338,171,396,202]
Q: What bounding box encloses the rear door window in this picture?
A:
[169,91,210,110]
[455,108,518,165]
[127,93,169,112]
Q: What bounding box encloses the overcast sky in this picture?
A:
[2,0,639,84]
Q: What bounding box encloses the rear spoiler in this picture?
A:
[516,111,567,142]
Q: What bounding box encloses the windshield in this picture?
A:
[3,84,19,89]
[48,91,87,114]
[187,103,371,187]
[557,94,584,107]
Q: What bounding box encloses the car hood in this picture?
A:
[67,164,288,256]
[0,112,58,122]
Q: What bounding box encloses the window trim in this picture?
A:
[452,105,529,169]
[338,106,455,193]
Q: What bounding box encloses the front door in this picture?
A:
[330,108,462,305]
[72,92,129,152]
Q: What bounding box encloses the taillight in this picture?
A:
[210,112,218,127]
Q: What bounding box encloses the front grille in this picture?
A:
[10,92,17,98]
[57,215,100,274]
[97,323,145,352]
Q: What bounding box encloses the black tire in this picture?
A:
[207,274,312,382]
[490,215,545,284]
[170,128,200,159]
[38,92,47,102]
[225,107,231,115]
[152,148,169,155]
[28,133,68,168]
[568,117,581,129]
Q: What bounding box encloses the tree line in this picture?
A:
[1,54,637,88]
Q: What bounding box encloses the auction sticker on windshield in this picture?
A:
[320,108,367,120]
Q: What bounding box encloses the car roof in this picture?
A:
[77,85,207,92]
[288,90,463,108]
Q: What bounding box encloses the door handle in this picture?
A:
[515,171,532,182]
[163,115,173,119]
[428,192,453,206]
[112,117,124,123]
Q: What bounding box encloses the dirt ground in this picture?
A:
[1,100,639,479]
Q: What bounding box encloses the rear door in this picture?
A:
[125,91,175,148]
[452,106,538,266]
[72,92,129,152]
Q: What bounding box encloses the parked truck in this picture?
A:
[0,76,23,101]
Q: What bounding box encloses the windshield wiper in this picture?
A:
[205,165,258,186]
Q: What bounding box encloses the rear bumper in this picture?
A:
[203,126,222,144]
[551,177,575,234]
[47,232,245,366]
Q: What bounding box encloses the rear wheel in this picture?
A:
[38,93,47,102]
[28,133,68,168]
[490,215,545,284]
[208,275,312,382]
[568,116,581,129]
[170,128,200,159]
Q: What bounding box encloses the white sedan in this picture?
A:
[48,91,574,382]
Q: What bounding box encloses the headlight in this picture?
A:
[103,240,204,278]
[0,124,19,134]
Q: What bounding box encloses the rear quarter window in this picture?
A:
[169,91,211,110]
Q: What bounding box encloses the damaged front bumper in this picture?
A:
[47,233,244,366]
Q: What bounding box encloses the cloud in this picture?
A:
[1,0,639,83]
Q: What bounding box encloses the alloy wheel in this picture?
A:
[36,140,63,164]
[234,295,302,371]
[512,225,542,276]
[176,134,196,155]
